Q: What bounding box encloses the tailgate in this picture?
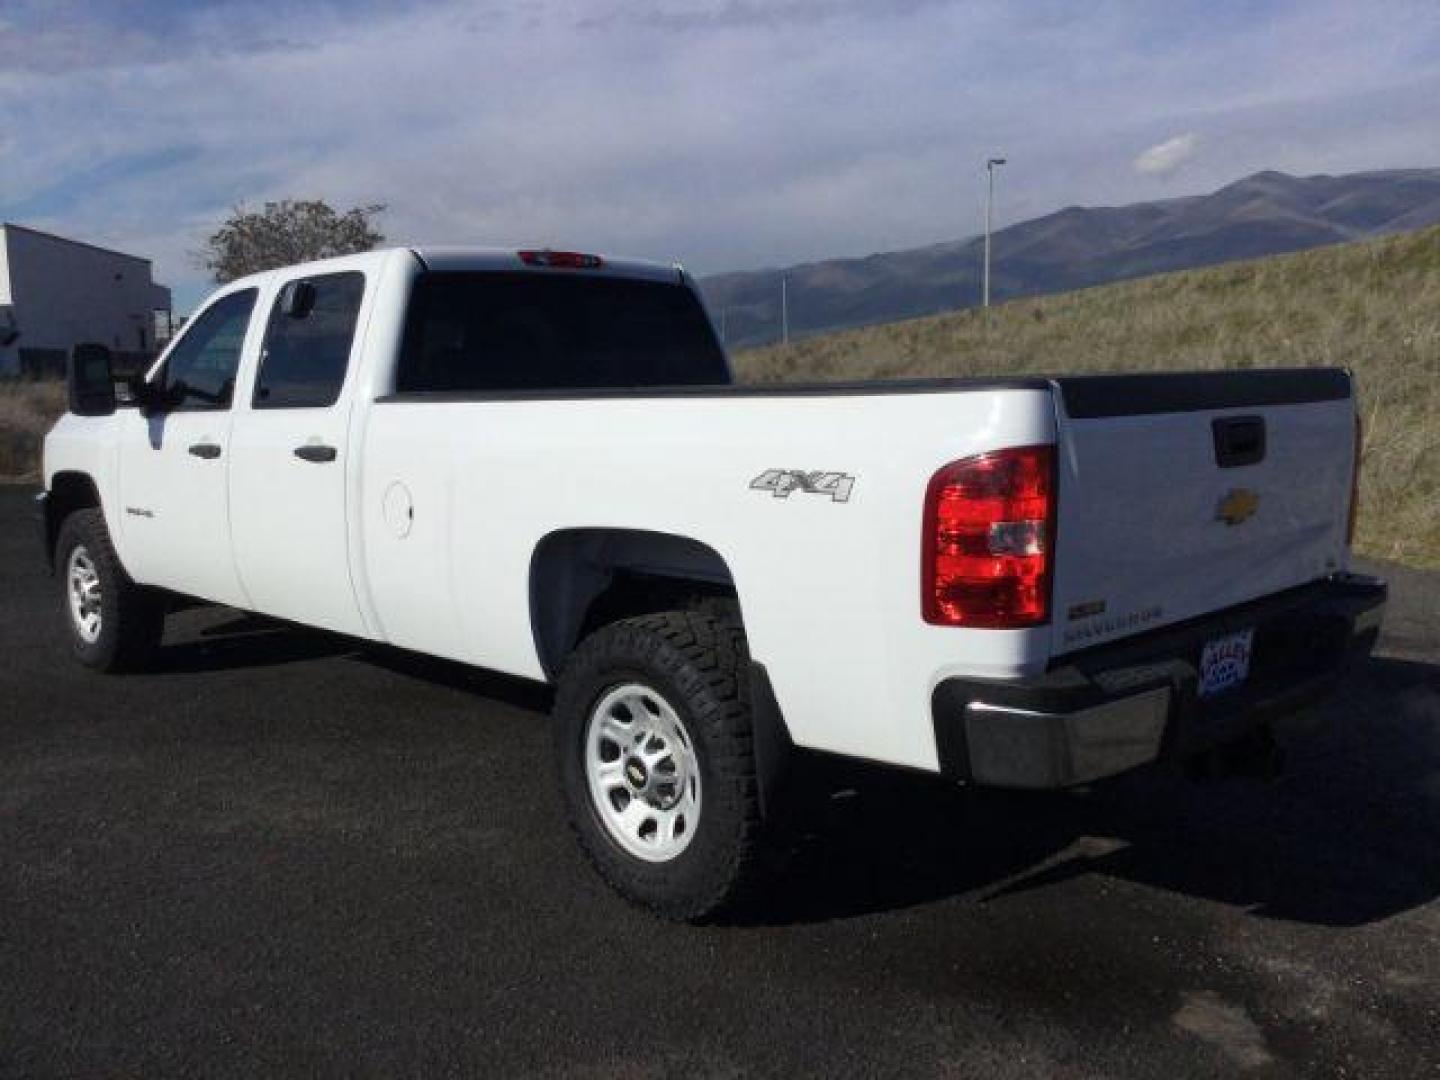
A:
[1050,370,1356,655]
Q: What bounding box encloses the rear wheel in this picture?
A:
[554,609,763,921]
[55,509,163,672]
[583,681,704,863]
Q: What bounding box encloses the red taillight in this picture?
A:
[1347,412,1362,547]
[922,445,1056,628]
[517,249,603,269]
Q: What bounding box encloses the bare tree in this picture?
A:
[198,200,386,283]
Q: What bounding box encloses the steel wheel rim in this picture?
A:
[66,545,103,644]
[584,682,702,863]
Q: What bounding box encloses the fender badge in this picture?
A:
[1215,488,1260,526]
[749,469,855,503]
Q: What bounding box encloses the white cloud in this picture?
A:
[1133,133,1202,176]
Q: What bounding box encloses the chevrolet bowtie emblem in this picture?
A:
[1216,488,1260,526]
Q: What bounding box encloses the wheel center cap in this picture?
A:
[624,757,648,790]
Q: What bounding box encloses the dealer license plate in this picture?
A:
[1199,629,1254,698]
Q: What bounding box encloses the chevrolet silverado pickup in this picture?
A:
[39,246,1386,919]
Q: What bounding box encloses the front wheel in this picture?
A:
[553,610,764,921]
[55,509,163,672]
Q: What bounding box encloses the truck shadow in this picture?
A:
[149,612,358,672]
[148,611,1438,931]
[746,655,1440,929]
[360,645,554,713]
[151,608,554,709]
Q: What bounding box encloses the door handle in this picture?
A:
[294,444,338,463]
[188,442,222,460]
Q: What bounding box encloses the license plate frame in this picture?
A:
[1198,628,1255,698]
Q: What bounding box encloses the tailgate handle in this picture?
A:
[1212,416,1265,468]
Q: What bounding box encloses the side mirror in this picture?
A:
[68,343,117,417]
[280,280,317,319]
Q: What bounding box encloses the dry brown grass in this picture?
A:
[0,380,66,482]
[738,225,1440,568]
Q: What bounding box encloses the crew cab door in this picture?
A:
[227,270,369,635]
[117,286,260,605]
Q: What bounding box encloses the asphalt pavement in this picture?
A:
[1,486,1436,1077]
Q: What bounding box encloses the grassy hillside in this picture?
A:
[738,224,1440,568]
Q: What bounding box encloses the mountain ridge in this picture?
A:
[699,167,1440,347]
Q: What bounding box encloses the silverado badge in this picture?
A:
[1215,487,1260,526]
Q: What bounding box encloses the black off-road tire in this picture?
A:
[553,609,764,921]
[55,509,164,672]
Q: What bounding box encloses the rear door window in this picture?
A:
[395,272,728,393]
[254,272,365,408]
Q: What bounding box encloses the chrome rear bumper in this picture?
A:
[932,573,1386,789]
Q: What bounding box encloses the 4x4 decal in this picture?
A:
[749,469,855,503]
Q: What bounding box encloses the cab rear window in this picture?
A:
[395,272,728,393]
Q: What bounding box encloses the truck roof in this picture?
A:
[409,246,685,283]
[215,247,688,295]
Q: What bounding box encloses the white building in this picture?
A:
[0,223,172,377]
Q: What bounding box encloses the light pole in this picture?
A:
[983,156,1006,309]
[781,274,789,345]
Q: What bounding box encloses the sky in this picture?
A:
[1,0,1437,312]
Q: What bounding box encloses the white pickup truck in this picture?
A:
[40,246,1386,919]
